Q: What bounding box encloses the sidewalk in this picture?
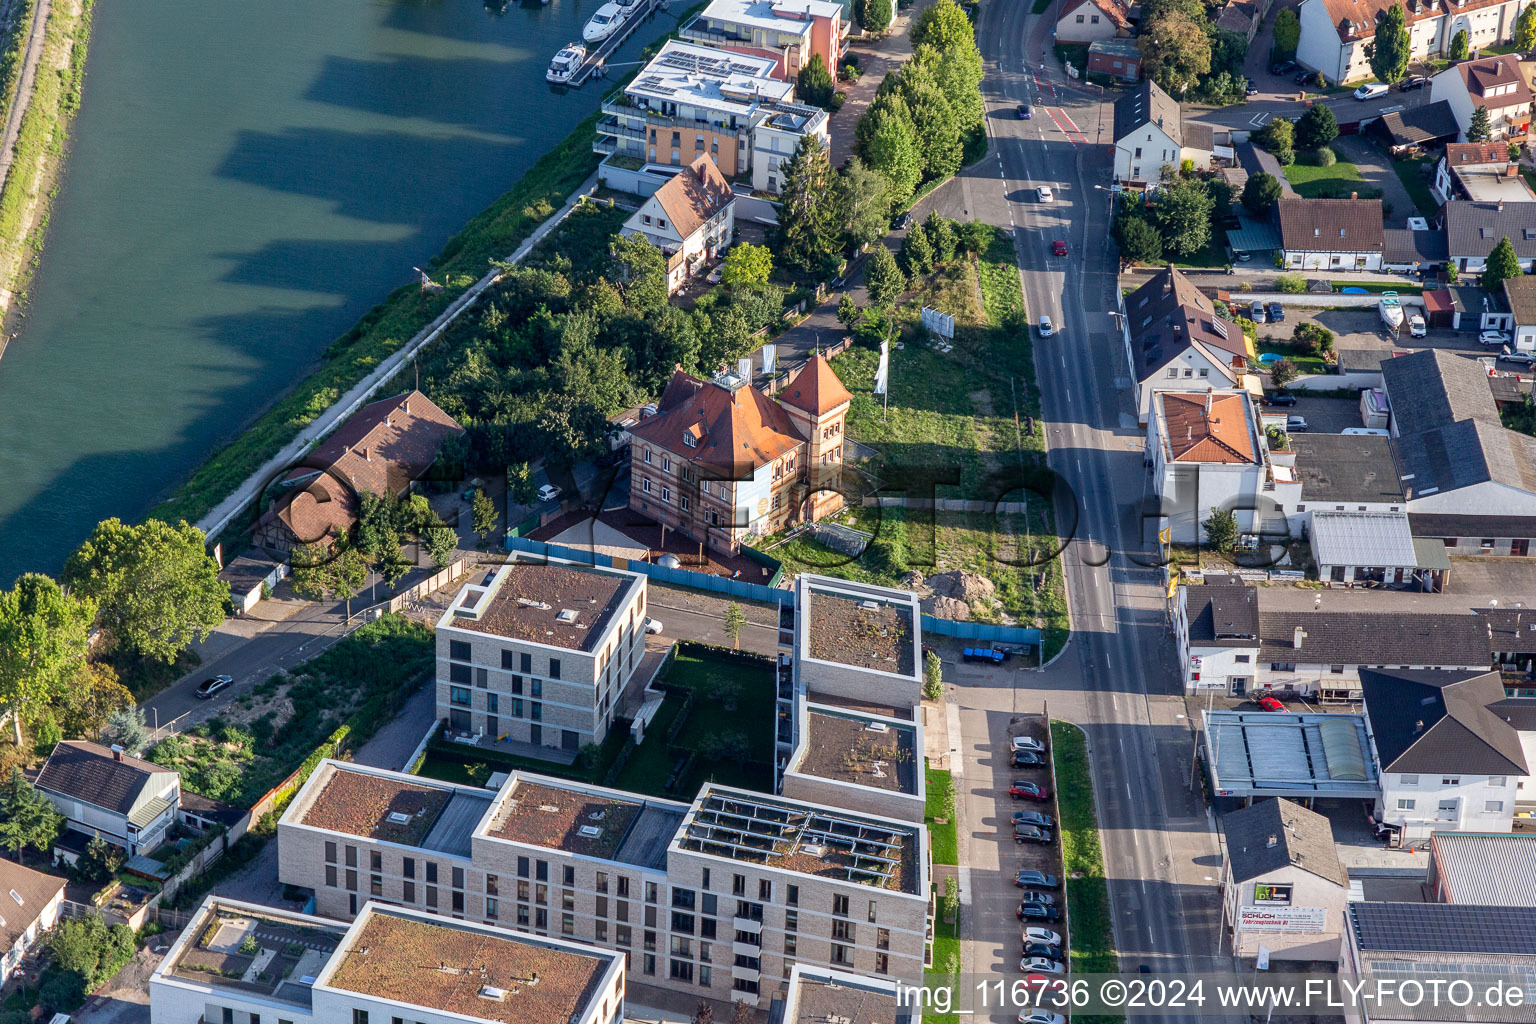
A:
[827,0,934,168]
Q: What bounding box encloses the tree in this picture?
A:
[733,1001,753,1024]
[925,212,958,265]
[424,527,459,569]
[863,111,923,205]
[1482,236,1523,291]
[859,0,892,31]
[909,0,975,54]
[723,602,747,649]
[775,136,842,276]
[78,835,125,884]
[0,574,94,744]
[692,1000,714,1024]
[1518,3,1536,52]
[721,242,773,287]
[0,768,63,865]
[1115,214,1164,263]
[507,462,538,508]
[864,245,906,307]
[837,292,860,329]
[1296,104,1338,150]
[1367,3,1412,83]
[62,518,227,664]
[900,225,936,277]
[1468,105,1493,143]
[1259,117,1294,154]
[288,543,370,619]
[46,914,136,990]
[1272,7,1300,54]
[923,649,944,701]
[796,53,836,109]
[1202,508,1240,553]
[100,706,150,756]
[1151,176,1214,258]
[1448,27,1469,60]
[608,234,668,313]
[895,64,963,180]
[472,489,499,539]
[54,662,133,742]
[1269,358,1299,388]
[1242,171,1284,216]
[833,157,893,247]
[1140,11,1212,95]
[910,39,984,138]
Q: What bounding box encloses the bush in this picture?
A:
[1313,146,1336,167]
[1275,273,1307,294]
[1275,148,1295,166]
[39,970,87,1014]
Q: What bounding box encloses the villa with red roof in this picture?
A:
[626,355,852,553]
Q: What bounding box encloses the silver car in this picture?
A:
[1038,315,1053,337]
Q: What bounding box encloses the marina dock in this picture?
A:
[567,0,664,88]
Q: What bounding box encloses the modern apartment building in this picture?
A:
[1297,0,1527,85]
[782,964,914,1024]
[626,358,851,554]
[595,41,829,196]
[789,575,924,709]
[277,762,930,1008]
[680,0,848,81]
[149,897,626,1024]
[434,561,649,757]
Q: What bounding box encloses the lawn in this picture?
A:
[1172,236,1233,270]
[1390,156,1440,217]
[1051,721,1119,1005]
[1283,153,1382,200]
[925,762,959,865]
[926,913,962,1024]
[1251,338,1328,374]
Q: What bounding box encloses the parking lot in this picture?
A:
[998,713,1065,978]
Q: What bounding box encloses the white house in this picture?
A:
[1361,668,1528,840]
[1297,0,1527,86]
[0,860,64,988]
[1123,265,1255,424]
[1278,197,1385,271]
[1435,141,1516,202]
[1220,798,1348,963]
[1430,54,1534,141]
[1444,200,1536,274]
[1502,275,1536,352]
[1055,0,1131,43]
[35,740,180,859]
[1112,79,1212,185]
[620,155,735,295]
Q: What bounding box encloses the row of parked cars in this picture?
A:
[999,727,1067,1022]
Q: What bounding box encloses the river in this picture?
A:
[0,0,672,585]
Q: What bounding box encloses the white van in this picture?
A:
[1353,81,1389,100]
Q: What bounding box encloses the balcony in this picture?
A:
[593,136,618,155]
[598,117,647,141]
[733,912,764,932]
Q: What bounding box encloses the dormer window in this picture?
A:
[683,432,697,448]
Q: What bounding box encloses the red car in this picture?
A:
[1010,781,1051,801]
[1052,240,1067,256]
[1257,696,1285,712]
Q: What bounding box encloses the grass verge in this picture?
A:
[1389,155,1439,217]
[926,912,961,1024]
[1282,153,1381,200]
[1051,719,1119,1022]
[925,761,959,865]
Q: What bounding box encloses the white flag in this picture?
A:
[873,339,890,395]
[737,357,752,380]
[1256,945,1271,971]
[762,344,776,375]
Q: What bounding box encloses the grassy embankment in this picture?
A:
[1051,720,1122,1024]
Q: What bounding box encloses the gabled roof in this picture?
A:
[37,740,174,816]
[629,368,806,473]
[650,156,733,241]
[1455,55,1533,109]
[1380,348,1499,436]
[1474,607,1536,654]
[1113,79,1182,145]
[1311,0,1509,43]
[1278,198,1384,253]
[0,860,64,955]
[1125,265,1247,382]
[1063,0,1131,28]
[1503,275,1536,327]
[1370,101,1459,147]
[1359,668,1527,776]
[1156,391,1258,464]
[1381,228,1448,264]
[1185,582,1260,645]
[1444,142,1509,167]
[777,354,852,416]
[1443,200,1536,259]
[1222,798,1345,886]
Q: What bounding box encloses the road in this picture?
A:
[911,1,1233,1014]
[1187,81,1435,130]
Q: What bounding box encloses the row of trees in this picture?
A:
[1254,106,1337,167]
[1113,168,1231,262]
[855,211,991,312]
[1138,0,1248,102]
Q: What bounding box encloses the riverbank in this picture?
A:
[0,0,91,336]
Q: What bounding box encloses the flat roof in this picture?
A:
[788,971,912,1024]
[296,763,491,857]
[1290,432,1405,504]
[627,41,791,117]
[1452,165,1536,204]
[794,708,918,795]
[325,908,614,1024]
[444,562,639,653]
[676,786,921,894]
[1203,710,1380,798]
[803,580,918,677]
[162,901,348,1009]
[487,777,685,870]
[695,0,838,36]
[1430,831,1536,906]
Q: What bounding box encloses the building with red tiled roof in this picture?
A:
[1431,54,1535,141]
[627,355,851,552]
[1296,0,1526,85]
[1435,140,1531,202]
[253,390,463,553]
[620,156,736,295]
[1054,0,1131,43]
[1149,389,1285,543]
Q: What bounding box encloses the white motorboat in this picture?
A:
[546,43,586,83]
[1378,291,1403,330]
[583,2,628,42]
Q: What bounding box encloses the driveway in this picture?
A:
[1330,134,1417,220]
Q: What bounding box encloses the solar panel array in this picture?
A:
[681,793,909,887]
[1351,902,1536,955]
[654,48,766,79]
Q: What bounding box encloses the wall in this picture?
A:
[732,191,780,226]
[1377,770,1517,838]
[1224,861,1348,961]
[597,157,669,197]
[1056,1,1121,43]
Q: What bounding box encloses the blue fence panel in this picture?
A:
[920,614,1041,647]
[506,535,791,605]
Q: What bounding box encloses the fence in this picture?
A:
[384,558,469,613]
[861,496,1043,514]
[504,535,791,606]
[921,615,1041,646]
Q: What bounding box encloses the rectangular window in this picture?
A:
[486,874,498,896]
[597,921,608,942]
[449,640,471,661]
[617,925,632,946]
[518,856,529,878]
[831,944,853,966]
[785,910,797,932]
[832,894,849,917]
[486,897,499,919]
[512,675,524,695]
[403,880,415,903]
[427,863,438,883]
[450,686,471,706]
[370,874,382,896]
[550,659,561,680]
[597,871,609,894]
[326,865,337,888]
[369,851,381,871]
[876,953,889,975]
[1491,776,1507,787]
[562,913,574,935]
[563,865,576,886]
[786,885,798,906]
[345,846,357,867]
[868,900,877,923]
[1442,777,1461,786]
[502,650,514,670]
[345,870,357,892]
[354,1011,370,1024]
[532,678,543,698]
[877,927,890,949]
[536,908,548,930]
[521,652,532,673]
[452,866,465,889]
[784,935,797,956]
[325,841,337,863]
[1397,799,1416,810]
[1486,800,1504,812]
[427,886,438,907]
[1401,775,1418,786]
[671,959,694,982]
[832,920,855,941]
[758,879,771,901]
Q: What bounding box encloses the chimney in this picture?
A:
[1350,191,1358,200]
[1266,834,1279,848]
[362,447,371,461]
[1292,626,1306,649]
[111,744,124,761]
[1500,199,1506,213]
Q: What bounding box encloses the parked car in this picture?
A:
[1017,900,1060,921]
[1012,810,1056,828]
[963,647,1009,663]
[1052,239,1067,256]
[1353,81,1389,99]
[1016,870,1060,889]
[1264,389,1298,407]
[1266,302,1285,322]
[1011,781,1052,802]
[1014,824,1054,845]
[1022,940,1064,959]
[1269,60,1297,75]
[1010,751,1046,769]
[1022,957,1065,974]
[537,483,562,502]
[1294,69,1314,84]
[1019,1013,1067,1024]
[1408,313,1427,338]
[1257,695,1285,712]
[1286,415,1309,432]
[893,211,913,230]
[1480,330,1513,346]
[1397,76,1428,91]
[1017,104,1032,119]
[1249,300,1266,323]
[196,674,233,699]
[1019,891,1057,906]
[1038,315,1054,337]
[644,618,663,634]
[1499,348,1536,368]
[1025,927,1063,946]
[1038,185,1054,202]
[1011,734,1045,753]
[1245,78,1259,96]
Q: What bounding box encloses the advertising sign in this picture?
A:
[1238,905,1326,933]
[1253,883,1292,905]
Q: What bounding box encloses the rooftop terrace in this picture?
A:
[795,709,918,795]
[164,903,347,1009]
[326,910,613,1024]
[445,563,638,652]
[488,778,685,870]
[804,584,917,677]
[297,764,491,857]
[678,788,919,893]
